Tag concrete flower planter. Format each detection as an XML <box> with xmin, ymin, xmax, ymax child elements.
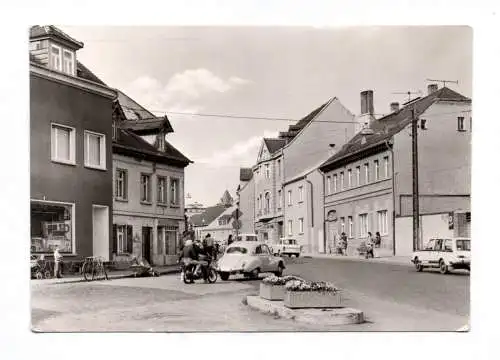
<box><xmin>284</xmin><ymin>290</ymin><xmax>342</xmax><ymax>309</ymax></box>
<box><xmin>260</xmin><ymin>283</ymin><xmax>286</xmax><ymax>301</ymax></box>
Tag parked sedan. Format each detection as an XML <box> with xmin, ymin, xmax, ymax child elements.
<box><xmin>412</xmin><ymin>237</ymin><xmax>470</xmax><ymax>274</ymax></box>
<box><xmin>217</xmin><ymin>242</ymin><xmax>285</xmax><ymax>281</ymax></box>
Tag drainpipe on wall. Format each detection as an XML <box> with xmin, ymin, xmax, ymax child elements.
<box><xmin>384</xmin><ymin>140</ymin><xmax>396</xmax><ymax>256</ymax></box>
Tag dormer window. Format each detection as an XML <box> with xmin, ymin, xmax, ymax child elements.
<box><xmin>49</xmin><ymin>43</ymin><xmax>75</xmax><ymax>75</ymax></box>
<box><xmin>50</xmin><ymin>44</ymin><xmax>62</xmax><ymax>71</ymax></box>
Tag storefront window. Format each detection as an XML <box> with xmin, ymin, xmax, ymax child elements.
<box><xmin>31</xmin><ymin>201</ymin><xmax>73</xmax><ymax>253</ymax></box>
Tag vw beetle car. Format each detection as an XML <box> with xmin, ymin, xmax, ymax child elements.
<box><xmin>412</xmin><ymin>237</ymin><xmax>470</xmax><ymax>274</ymax></box>
<box><xmin>217</xmin><ymin>241</ymin><xmax>285</xmax><ymax>281</ymax></box>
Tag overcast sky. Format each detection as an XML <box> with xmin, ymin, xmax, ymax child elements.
<box><xmin>59</xmin><ymin>26</ymin><xmax>472</xmax><ymax>206</ymax></box>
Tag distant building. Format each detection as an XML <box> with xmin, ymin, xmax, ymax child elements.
<box><xmin>237</xmin><ymin>168</ymin><xmax>255</xmax><ymax>234</ymax></box>
<box><xmin>199</xmin><ymin>205</ymin><xmax>240</xmax><ymax>242</ymax></box>
<box><xmin>319</xmin><ymin>85</ymin><xmax>471</xmax><ymax>256</ymax></box>
<box><xmin>30</xmin><ymin>25</ymin><xmax>116</xmax><ymax>260</ymax></box>
<box><xmin>190</xmin><ymin>205</ymin><xmax>227</xmax><ymax>240</ymax></box>
<box><xmin>185</xmin><ymin>202</ymin><xmax>206</xmax><ymax>218</ymax></box>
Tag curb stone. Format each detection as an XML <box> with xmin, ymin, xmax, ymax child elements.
<box><xmin>245</xmin><ymin>295</ymin><xmax>364</xmax><ymax>326</ymax></box>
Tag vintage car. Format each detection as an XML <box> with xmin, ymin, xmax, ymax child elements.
<box><xmin>235</xmin><ymin>233</ymin><xmax>258</xmax><ymax>242</ymax></box>
<box><xmin>411</xmin><ymin>237</ymin><xmax>470</xmax><ymax>274</ymax></box>
<box><xmin>269</xmin><ymin>237</ymin><xmax>302</xmax><ymax>257</ymax></box>
<box><xmin>217</xmin><ymin>242</ymin><xmax>285</xmax><ymax>281</ymax></box>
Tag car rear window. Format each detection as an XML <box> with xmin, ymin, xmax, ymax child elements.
<box><xmin>456</xmin><ymin>239</ymin><xmax>470</xmax><ymax>251</ymax></box>
<box><xmin>226</xmin><ymin>247</ymin><xmax>248</xmax><ymax>254</ymax></box>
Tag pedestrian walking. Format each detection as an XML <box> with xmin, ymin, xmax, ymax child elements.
<box><xmin>375</xmin><ymin>231</ymin><xmax>382</xmax><ymax>248</ymax></box>
<box><xmin>366</xmin><ymin>232</ymin><xmax>375</xmax><ymax>259</ymax></box>
<box><xmin>341</xmin><ymin>232</ymin><xmax>348</xmax><ymax>256</ymax></box>
<box><xmin>53</xmin><ymin>247</ymin><xmax>63</xmax><ymax>278</ymax></box>
<box><xmin>227</xmin><ymin>234</ymin><xmax>233</xmax><ymax>246</ymax></box>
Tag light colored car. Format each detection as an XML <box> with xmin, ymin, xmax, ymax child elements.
<box><xmin>235</xmin><ymin>233</ymin><xmax>258</xmax><ymax>242</ymax></box>
<box><xmin>412</xmin><ymin>237</ymin><xmax>470</xmax><ymax>274</ymax></box>
<box><xmin>217</xmin><ymin>242</ymin><xmax>285</xmax><ymax>281</ymax></box>
<box><xmin>270</xmin><ymin>237</ymin><xmax>302</xmax><ymax>257</ymax></box>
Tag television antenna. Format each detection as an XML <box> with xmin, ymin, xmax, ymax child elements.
<box><xmin>391</xmin><ymin>90</ymin><xmax>422</xmax><ymax>103</ymax></box>
<box><xmin>426</xmin><ymin>78</ymin><xmax>459</xmax><ymax>88</ymax></box>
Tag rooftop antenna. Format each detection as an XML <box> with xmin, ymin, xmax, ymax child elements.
<box><xmin>426</xmin><ymin>78</ymin><xmax>459</xmax><ymax>88</ymax></box>
<box><xmin>391</xmin><ymin>90</ymin><xmax>422</xmax><ymax>103</ymax></box>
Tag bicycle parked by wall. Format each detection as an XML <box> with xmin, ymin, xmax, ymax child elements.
<box><xmin>81</xmin><ymin>256</ymin><xmax>108</xmax><ymax>281</ymax></box>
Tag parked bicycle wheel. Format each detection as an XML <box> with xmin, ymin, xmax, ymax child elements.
<box><xmin>82</xmin><ymin>262</ymin><xmax>94</xmax><ymax>281</ymax></box>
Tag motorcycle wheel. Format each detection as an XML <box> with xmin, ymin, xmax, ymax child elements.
<box><xmin>207</xmin><ymin>268</ymin><xmax>218</xmax><ymax>283</ymax></box>
<box><xmin>183</xmin><ymin>270</ymin><xmax>194</xmax><ymax>284</ymax></box>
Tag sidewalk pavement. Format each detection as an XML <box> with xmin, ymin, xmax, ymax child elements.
<box><xmin>302</xmin><ymin>253</ymin><xmax>412</xmax><ymax>266</ymax></box>
<box><xmin>31</xmin><ymin>264</ymin><xmax>180</xmax><ymax>285</ymax></box>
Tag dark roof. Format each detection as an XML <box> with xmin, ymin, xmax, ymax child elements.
<box><xmin>240</xmin><ymin>168</ymin><xmax>253</xmax><ymax>181</ymax></box>
<box><xmin>279</xmin><ymin>100</ymin><xmax>330</xmax><ymax>141</ymax></box>
<box><xmin>30</xmin><ymin>25</ymin><xmax>84</xmax><ymax>49</ymax></box>
<box><xmin>113</xmin><ymin>128</ymin><xmax>191</xmax><ymax>167</ymax></box>
<box><xmin>190</xmin><ymin>205</ymin><xmax>227</xmax><ymax>227</ymax></box>
<box><xmin>263</xmin><ymin>138</ymin><xmax>287</xmax><ymax>154</ymax></box>
<box><xmin>117</xmin><ymin>90</ymin><xmax>174</xmax><ymax>135</ymax></box>
<box><xmin>320</xmin><ymin>87</ymin><xmax>471</xmax><ymax>171</ymax></box>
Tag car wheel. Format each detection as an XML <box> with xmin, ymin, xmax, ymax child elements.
<box><xmin>219</xmin><ymin>272</ymin><xmax>230</xmax><ymax>281</ymax></box>
<box><xmin>251</xmin><ymin>268</ymin><xmax>260</xmax><ymax>279</ymax></box>
<box><xmin>295</xmin><ymin>253</ymin><xmax>300</xmax><ymax>258</ymax></box>
<box><xmin>439</xmin><ymin>260</ymin><xmax>449</xmax><ymax>274</ymax></box>
<box><xmin>274</xmin><ymin>262</ymin><xmax>285</xmax><ymax>277</ymax></box>
<box><xmin>414</xmin><ymin>258</ymin><xmax>423</xmax><ymax>272</ymax></box>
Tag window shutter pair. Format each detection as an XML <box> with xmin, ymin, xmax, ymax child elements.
<box><xmin>123</xmin><ymin>172</ymin><xmax>128</xmax><ymax>200</ymax></box>
<box><xmin>112</xmin><ymin>224</ymin><xmax>117</xmax><ymax>253</ymax></box>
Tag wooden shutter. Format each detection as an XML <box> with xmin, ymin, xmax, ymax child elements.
<box><xmin>124</xmin><ymin>170</ymin><xmax>128</xmax><ymax>200</ymax></box>
<box><xmin>112</xmin><ymin>224</ymin><xmax>117</xmax><ymax>254</ymax></box>
<box><xmin>127</xmin><ymin>225</ymin><xmax>133</xmax><ymax>254</ymax></box>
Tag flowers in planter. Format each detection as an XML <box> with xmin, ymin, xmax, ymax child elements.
<box><xmin>285</xmin><ymin>279</ymin><xmax>338</xmax><ymax>293</ymax></box>
<box><xmin>261</xmin><ymin>275</ymin><xmax>305</xmax><ymax>286</ymax></box>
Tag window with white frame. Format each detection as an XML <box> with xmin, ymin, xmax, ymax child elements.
<box><xmin>157</xmin><ymin>226</ymin><xmax>165</xmax><ymax>255</ymax></box>
<box><xmin>374</xmin><ymin>160</ymin><xmax>380</xmax><ymax>181</ymax></box>
<box><xmin>347</xmin><ymin>169</ymin><xmax>352</xmax><ymax>187</ymax></box>
<box><xmin>62</xmin><ymin>49</ymin><xmax>75</xmax><ymax>75</ymax></box>
<box><xmin>278</xmin><ymin>190</ymin><xmax>282</xmax><ymax>209</ymax></box>
<box><xmin>377</xmin><ymin>210</ymin><xmax>388</xmax><ymax>235</ymax></box>
<box><xmin>364</xmin><ymin>163</ymin><xmax>370</xmax><ymax>184</ymax></box>
<box><xmin>359</xmin><ymin>213</ymin><xmax>368</xmax><ymax>238</ymax></box>
<box><xmin>140</xmin><ymin>174</ymin><xmax>151</xmax><ymax>203</ymax></box>
<box><xmin>117</xmin><ymin>225</ymin><xmax>127</xmax><ymax>254</ymax></box>
<box><xmin>50</xmin><ymin>44</ymin><xmax>62</xmax><ymax>71</ymax></box>
<box><xmin>30</xmin><ymin>200</ymin><xmax>73</xmax><ymax>253</ymax></box>
<box><xmin>333</xmin><ymin>174</ymin><xmax>338</xmax><ymax>192</ymax></box>
<box><xmin>348</xmin><ymin>216</ymin><xmax>353</xmax><ymax>238</ymax></box>
<box><xmin>170</xmin><ymin>178</ymin><xmax>180</xmax><ymax>205</ymax></box>
<box><xmin>299</xmin><ymin>218</ymin><xmax>304</xmax><ymax>234</ymax></box>
<box><xmin>84</xmin><ymin>131</ymin><xmax>106</xmax><ymax>169</ymax></box>
<box><xmin>264</xmin><ymin>192</ymin><xmax>270</xmax><ymax>212</ymax></box>
<box><xmin>51</xmin><ymin>124</ymin><xmax>75</xmax><ymax>164</ymax></box>
<box><xmin>384</xmin><ymin>156</ymin><xmax>389</xmax><ymax>178</ymax></box>
<box><xmin>287</xmin><ymin>190</ymin><xmax>292</xmax><ymax>206</ymax></box>
<box><xmin>157</xmin><ymin>176</ymin><xmax>167</xmax><ymax>204</ymax></box>
<box><xmin>287</xmin><ymin>220</ymin><xmax>293</xmax><ymax>236</ymax></box>
<box><xmin>326</xmin><ymin>176</ymin><xmax>332</xmax><ymax>194</ymax></box>
<box><xmin>298</xmin><ymin>186</ymin><xmax>304</xmax><ymax>202</ymax></box>
<box><xmin>356</xmin><ymin>166</ymin><xmax>361</xmax><ymax>186</ymax></box>
<box><xmin>265</xmin><ymin>164</ymin><xmax>270</xmax><ymax>179</ymax></box>
<box><xmin>340</xmin><ymin>217</ymin><xmax>345</xmax><ymax>233</ymax></box>
<box><xmin>340</xmin><ymin>172</ymin><xmax>344</xmax><ymax>190</ymax></box>
<box><xmin>115</xmin><ymin>169</ymin><xmax>128</xmax><ymax>200</ymax></box>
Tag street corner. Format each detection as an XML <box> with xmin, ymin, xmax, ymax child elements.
<box><xmin>245</xmin><ymin>295</ymin><xmax>364</xmax><ymax>326</ymax></box>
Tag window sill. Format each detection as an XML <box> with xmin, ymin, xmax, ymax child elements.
<box><xmin>115</xmin><ymin>198</ymin><xmax>128</xmax><ymax>203</ymax></box>
<box><xmin>84</xmin><ymin>164</ymin><xmax>107</xmax><ymax>171</ymax></box>
<box><xmin>140</xmin><ymin>201</ymin><xmax>153</xmax><ymax>206</ymax></box>
<box><xmin>298</xmin><ymin>232</ymin><xmax>304</xmax><ymax>235</ymax></box>
<box><xmin>298</xmin><ymin>201</ymin><xmax>304</xmax><ymax>204</ymax></box>
<box><xmin>157</xmin><ymin>202</ymin><xmax>169</xmax><ymax>207</ymax></box>
<box><xmin>51</xmin><ymin>159</ymin><xmax>76</xmax><ymax>167</ymax></box>
<box><xmin>457</xmin><ymin>129</ymin><xmax>467</xmax><ymax>132</ymax></box>
<box><xmin>170</xmin><ymin>204</ymin><xmax>180</xmax><ymax>208</ymax></box>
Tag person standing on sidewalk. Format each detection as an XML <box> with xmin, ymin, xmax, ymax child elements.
<box><xmin>375</xmin><ymin>232</ymin><xmax>382</xmax><ymax>249</ymax></box>
<box><xmin>366</xmin><ymin>232</ymin><xmax>375</xmax><ymax>259</ymax></box>
<box><xmin>341</xmin><ymin>232</ymin><xmax>348</xmax><ymax>256</ymax></box>
<box><xmin>53</xmin><ymin>247</ymin><xmax>63</xmax><ymax>278</ymax></box>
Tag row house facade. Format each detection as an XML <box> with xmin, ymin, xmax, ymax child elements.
<box><xmin>236</xmin><ymin>168</ymin><xmax>255</xmax><ymax>235</ymax></box>
<box><xmin>112</xmin><ymin>91</ymin><xmax>191</xmax><ymax>266</ymax></box>
<box><xmin>30</xmin><ymin>25</ymin><xmax>116</xmax><ymax>260</ymax></box>
<box><xmin>320</xmin><ymin>85</ymin><xmax>471</xmax><ymax>256</ymax></box>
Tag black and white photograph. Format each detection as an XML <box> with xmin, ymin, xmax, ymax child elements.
<box><xmin>27</xmin><ymin>24</ymin><xmax>473</xmax><ymax>333</ymax></box>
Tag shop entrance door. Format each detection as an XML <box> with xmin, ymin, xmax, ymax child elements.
<box><xmin>92</xmin><ymin>205</ymin><xmax>109</xmax><ymax>261</ymax></box>
<box><xmin>142</xmin><ymin>227</ymin><xmax>152</xmax><ymax>264</ymax></box>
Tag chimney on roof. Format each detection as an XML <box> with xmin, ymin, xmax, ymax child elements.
<box><xmin>427</xmin><ymin>84</ymin><xmax>438</xmax><ymax>95</ymax></box>
<box><xmin>360</xmin><ymin>90</ymin><xmax>374</xmax><ymax>115</ymax></box>
<box><xmin>390</xmin><ymin>102</ymin><xmax>400</xmax><ymax>112</ymax></box>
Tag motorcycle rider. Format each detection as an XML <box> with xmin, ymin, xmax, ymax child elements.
<box><xmin>193</xmin><ymin>239</ymin><xmax>209</xmax><ymax>282</ymax></box>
